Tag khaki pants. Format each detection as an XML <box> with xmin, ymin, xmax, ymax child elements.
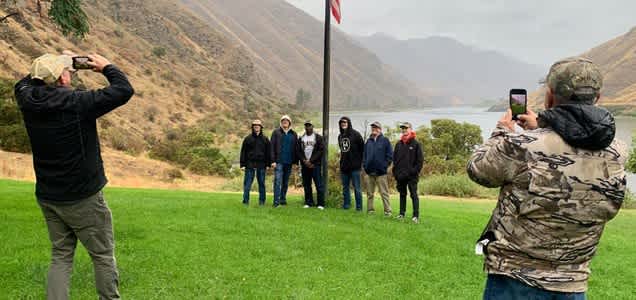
<box><xmin>366</xmin><ymin>175</ymin><xmax>392</xmax><ymax>213</ymax></box>
<box><xmin>39</xmin><ymin>191</ymin><xmax>120</xmax><ymax>300</ymax></box>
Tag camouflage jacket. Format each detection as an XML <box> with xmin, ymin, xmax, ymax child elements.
<box><xmin>467</xmin><ymin>125</ymin><xmax>627</xmax><ymax>293</ymax></box>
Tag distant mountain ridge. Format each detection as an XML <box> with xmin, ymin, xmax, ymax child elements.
<box><xmin>356</xmin><ymin>33</ymin><xmax>545</xmax><ymax>106</ymax></box>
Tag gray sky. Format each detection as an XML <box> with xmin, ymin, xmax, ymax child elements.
<box><xmin>286</xmin><ymin>0</ymin><xmax>636</xmax><ymax>67</ymax></box>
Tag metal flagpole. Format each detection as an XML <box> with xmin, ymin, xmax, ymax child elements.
<box><xmin>321</xmin><ymin>0</ymin><xmax>332</xmax><ymax>202</ymax></box>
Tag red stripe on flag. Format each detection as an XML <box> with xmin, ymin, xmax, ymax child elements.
<box><xmin>331</xmin><ymin>0</ymin><xmax>341</xmax><ymax>24</ymax></box>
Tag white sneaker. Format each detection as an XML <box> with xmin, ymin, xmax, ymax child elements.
<box><xmin>317</xmin><ymin>206</ymin><xmax>325</xmax><ymax>210</ymax></box>
<box><xmin>303</xmin><ymin>205</ymin><xmax>310</xmax><ymax>208</ymax></box>
<box><xmin>412</xmin><ymin>217</ymin><xmax>419</xmax><ymax>224</ymax></box>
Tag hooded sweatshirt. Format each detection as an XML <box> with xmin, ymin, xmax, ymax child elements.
<box><xmin>14</xmin><ymin>65</ymin><xmax>134</xmax><ymax>203</ymax></box>
<box><xmin>337</xmin><ymin>116</ymin><xmax>364</xmax><ymax>173</ymax></box>
<box><xmin>240</xmin><ymin>127</ymin><xmax>271</xmax><ymax>169</ymax></box>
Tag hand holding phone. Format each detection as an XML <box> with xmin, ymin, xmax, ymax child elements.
<box><xmin>509</xmin><ymin>89</ymin><xmax>527</xmax><ymax>120</ymax></box>
<box><xmin>72</xmin><ymin>56</ymin><xmax>92</xmax><ymax>70</ymax></box>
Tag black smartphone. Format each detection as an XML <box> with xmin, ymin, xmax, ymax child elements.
<box><xmin>72</xmin><ymin>56</ymin><xmax>92</xmax><ymax>70</ymax></box>
<box><xmin>509</xmin><ymin>89</ymin><xmax>527</xmax><ymax>120</ymax></box>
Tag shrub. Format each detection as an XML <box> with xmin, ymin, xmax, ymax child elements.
<box><xmin>144</xmin><ymin>107</ymin><xmax>159</xmax><ymax>123</ymax></box>
<box><xmin>419</xmin><ymin>174</ymin><xmax>497</xmax><ymax>199</ymax></box>
<box><xmin>0</xmin><ymin>82</ymin><xmax>31</xmax><ymax>153</ymax></box>
<box><xmin>165</xmin><ymin>168</ymin><xmax>185</xmax><ymax>181</ymax></box>
<box><xmin>623</xmin><ymin>189</ymin><xmax>635</xmax><ymax>209</ymax></box>
<box><xmin>325</xmin><ymin>149</ymin><xmax>344</xmax><ymax>208</ymax></box>
<box><xmin>191</xmin><ymin>93</ymin><xmax>205</xmax><ymax>108</ymax></box>
<box><xmin>107</xmin><ymin>127</ymin><xmax>146</xmax><ymax>155</ymax></box>
<box><xmin>152</xmin><ymin>47</ymin><xmax>167</xmax><ymax>58</ymax></box>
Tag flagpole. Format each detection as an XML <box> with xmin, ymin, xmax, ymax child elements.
<box><xmin>322</xmin><ymin>0</ymin><xmax>331</xmax><ymax>204</ymax></box>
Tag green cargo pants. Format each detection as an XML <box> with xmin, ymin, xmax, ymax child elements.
<box><xmin>38</xmin><ymin>191</ymin><xmax>120</xmax><ymax>300</ymax></box>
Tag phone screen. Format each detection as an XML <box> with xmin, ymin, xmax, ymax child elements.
<box><xmin>510</xmin><ymin>90</ymin><xmax>527</xmax><ymax>120</ymax></box>
<box><xmin>73</xmin><ymin>57</ymin><xmax>91</xmax><ymax>70</ymax></box>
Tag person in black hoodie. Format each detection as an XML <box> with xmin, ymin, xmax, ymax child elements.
<box><xmin>297</xmin><ymin>121</ymin><xmax>326</xmax><ymax>209</ymax></box>
<box><xmin>270</xmin><ymin>115</ymin><xmax>299</xmax><ymax>207</ymax></box>
<box><xmin>338</xmin><ymin>116</ymin><xmax>365</xmax><ymax>210</ymax></box>
<box><xmin>240</xmin><ymin>119</ymin><xmax>271</xmax><ymax>206</ymax></box>
<box><xmin>15</xmin><ymin>52</ymin><xmax>133</xmax><ymax>299</ymax></box>
<box><xmin>393</xmin><ymin>122</ymin><xmax>424</xmax><ymax>223</ymax></box>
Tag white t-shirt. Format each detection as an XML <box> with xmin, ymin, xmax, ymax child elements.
<box><xmin>302</xmin><ymin>134</ymin><xmax>316</xmax><ymax>161</ymax></box>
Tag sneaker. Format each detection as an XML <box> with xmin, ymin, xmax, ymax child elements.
<box><xmin>395</xmin><ymin>214</ymin><xmax>405</xmax><ymax>220</ymax></box>
<box><xmin>384</xmin><ymin>212</ymin><xmax>392</xmax><ymax>217</ymax></box>
<box><xmin>281</xmin><ymin>202</ymin><xmax>288</xmax><ymax>206</ymax></box>
<box><xmin>367</xmin><ymin>210</ymin><xmax>375</xmax><ymax>214</ymax></box>
<box><xmin>317</xmin><ymin>206</ymin><xmax>325</xmax><ymax>210</ymax></box>
<box><xmin>303</xmin><ymin>205</ymin><xmax>310</xmax><ymax>208</ymax></box>
<box><xmin>412</xmin><ymin>217</ymin><xmax>419</xmax><ymax>224</ymax></box>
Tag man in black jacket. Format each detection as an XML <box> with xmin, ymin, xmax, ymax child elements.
<box><xmin>393</xmin><ymin>122</ymin><xmax>424</xmax><ymax>223</ymax></box>
<box><xmin>240</xmin><ymin>119</ymin><xmax>271</xmax><ymax>206</ymax></box>
<box><xmin>270</xmin><ymin>115</ymin><xmax>299</xmax><ymax>207</ymax></box>
<box><xmin>297</xmin><ymin>121</ymin><xmax>326</xmax><ymax>209</ymax></box>
<box><xmin>15</xmin><ymin>52</ymin><xmax>134</xmax><ymax>300</ymax></box>
<box><xmin>338</xmin><ymin>116</ymin><xmax>364</xmax><ymax>211</ymax></box>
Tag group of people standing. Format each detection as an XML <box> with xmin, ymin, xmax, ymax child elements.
<box><xmin>239</xmin><ymin>115</ymin><xmax>424</xmax><ymax>223</ymax></box>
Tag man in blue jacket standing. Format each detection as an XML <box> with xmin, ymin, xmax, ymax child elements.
<box><xmin>270</xmin><ymin>115</ymin><xmax>298</xmax><ymax>207</ymax></box>
<box><xmin>363</xmin><ymin>122</ymin><xmax>393</xmax><ymax>216</ymax></box>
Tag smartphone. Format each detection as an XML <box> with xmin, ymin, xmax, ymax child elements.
<box><xmin>72</xmin><ymin>56</ymin><xmax>92</xmax><ymax>70</ymax></box>
<box><xmin>509</xmin><ymin>89</ymin><xmax>527</xmax><ymax>120</ymax></box>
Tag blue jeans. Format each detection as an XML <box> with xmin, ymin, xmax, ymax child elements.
<box><xmin>243</xmin><ymin>168</ymin><xmax>266</xmax><ymax>205</ymax></box>
<box><xmin>341</xmin><ymin>170</ymin><xmax>362</xmax><ymax>210</ymax></box>
<box><xmin>484</xmin><ymin>274</ymin><xmax>586</xmax><ymax>300</ymax></box>
<box><xmin>301</xmin><ymin>164</ymin><xmax>325</xmax><ymax>207</ymax></box>
<box><xmin>273</xmin><ymin>163</ymin><xmax>292</xmax><ymax>206</ymax></box>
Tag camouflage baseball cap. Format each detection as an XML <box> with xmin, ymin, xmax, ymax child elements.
<box><xmin>30</xmin><ymin>54</ymin><xmax>74</xmax><ymax>84</ymax></box>
<box><xmin>545</xmin><ymin>57</ymin><xmax>603</xmax><ymax>103</ymax></box>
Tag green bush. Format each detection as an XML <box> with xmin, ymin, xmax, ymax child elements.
<box><xmin>325</xmin><ymin>148</ymin><xmax>344</xmax><ymax>208</ymax></box>
<box><xmin>419</xmin><ymin>174</ymin><xmax>497</xmax><ymax>199</ymax></box>
<box><xmin>106</xmin><ymin>127</ymin><xmax>146</xmax><ymax>156</ymax></box>
<box><xmin>152</xmin><ymin>47</ymin><xmax>167</xmax><ymax>58</ymax></box>
<box><xmin>0</xmin><ymin>79</ymin><xmax>31</xmax><ymax>153</ymax></box>
<box><xmin>150</xmin><ymin>126</ymin><xmax>231</xmax><ymax>177</ymax></box>
<box><xmin>623</xmin><ymin>189</ymin><xmax>635</xmax><ymax>209</ymax></box>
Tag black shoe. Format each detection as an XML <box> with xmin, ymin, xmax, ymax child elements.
<box><xmin>280</xmin><ymin>202</ymin><xmax>288</xmax><ymax>206</ymax></box>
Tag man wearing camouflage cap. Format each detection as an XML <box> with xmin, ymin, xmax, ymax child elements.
<box><xmin>468</xmin><ymin>57</ymin><xmax>627</xmax><ymax>299</ymax></box>
<box><xmin>15</xmin><ymin>52</ymin><xmax>134</xmax><ymax>300</ymax></box>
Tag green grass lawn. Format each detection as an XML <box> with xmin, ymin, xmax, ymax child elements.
<box><xmin>1</xmin><ymin>179</ymin><xmax>634</xmax><ymax>299</ymax></box>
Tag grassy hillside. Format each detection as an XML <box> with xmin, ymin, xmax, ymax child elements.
<box><xmin>1</xmin><ymin>179</ymin><xmax>634</xmax><ymax>299</ymax></box>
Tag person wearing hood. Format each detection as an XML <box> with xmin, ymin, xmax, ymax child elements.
<box><xmin>296</xmin><ymin>121</ymin><xmax>326</xmax><ymax>209</ymax></box>
<box><xmin>270</xmin><ymin>115</ymin><xmax>299</xmax><ymax>207</ymax></box>
<box><xmin>467</xmin><ymin>57</ymin><xmax>627</xmax><ymax>300</ymax></box>
<box><xmin>14</xmin><ymin>52</ymin><xmax>133</xmax><ymax>299</ymax></box>
<box><xmin>337</xmin><ymin>116</ymin><xmax>365</xmax><ymax>211</ymax></box>
<box><xmin>363</xmin><ymin>121</ymin><xmax>393</xmax><ymax>215</ymax></box>
<box><xmin>240</xmin><ymin>120</ymin><xmax>271</xmax><ymax>206</ymax></box>
<box><xmin>393</xmin><ymin>122</ymin><xmax>424</xmax><ymax>223</ymax></box>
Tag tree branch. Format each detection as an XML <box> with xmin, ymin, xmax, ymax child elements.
<box><xmin>0</xmin><ymin>13</ymin><xmax>19</xmax><ymax>23</ymax></box>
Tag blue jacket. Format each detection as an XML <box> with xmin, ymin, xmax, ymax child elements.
<box><xmin>363</xmin><ymin>134</ymin><xmax>393</xmax><ymax>176</ymax></box>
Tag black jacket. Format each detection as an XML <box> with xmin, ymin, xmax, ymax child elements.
<box><xmin>270</xmin><ymin>127</ymin><xmax>299</xmax><ymax>165</ymax></box>
<box><xmin>393</xmin><ymin>138</ymin><xmax>424</xmax><ymax>182</ymax></box>
<box><xmin>240</xmin><ymin>130</ymin><xmax>271</xmax><ymax>169</ymax></box>
<box><xmin>539</xmin><ymin>104</ymin><xmax>615</xmax><ymax>151</ymax></box>
<box><xmin>337</xmin><ymin>116</ymin><xmax>364</xmax><ymax>173</ymax></box>
<box><xmin>296</xmin><ymin>133</ymin><xmax>325</xmax><ymax>165</ymax></box>
<box><xmin>14</xmin><ymin>65</ymin><xmax>134</xmax><ymax>202</ymax></box>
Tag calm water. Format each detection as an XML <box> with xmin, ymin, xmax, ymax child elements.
<box><xmin>328</xmin><ymin>107</ymin><xmax>636</xmax><ymax>190</ymax></box>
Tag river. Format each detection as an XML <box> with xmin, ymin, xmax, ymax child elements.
<box><xmin>328</xmin><ymin>107</ymin><xmax>636</xmax><ymax>190</ymax></box>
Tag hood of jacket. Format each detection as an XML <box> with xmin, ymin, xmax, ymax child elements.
<box><xmin>339</xmin><ymin>116</ymin><xmax>353</xmax><ymax>135</ymax></box>
<box><xmin>16</xmin><ymin>79</ymin><xmax>74</xmax><ymax>113</ymax></box>
<box><xmin>539</xmin><ymin>104</ymin><xmax>615</xmax><ymax>151</ymax></box>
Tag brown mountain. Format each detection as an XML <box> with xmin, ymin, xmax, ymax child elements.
<box><xmin>179</xmin><ymin>0</ymin><xmax>430</xmax><ymax>109</ymax></box>
<box><xmin>530</xmin><ymin>27</ymin><xmax>636</xmax><ymax>114</ymax></box>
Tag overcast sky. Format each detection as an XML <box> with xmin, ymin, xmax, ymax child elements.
<box><xmin>286</xmin><ymin>0</ymin><xmax>636</xmax><ymax>67</ymax></box>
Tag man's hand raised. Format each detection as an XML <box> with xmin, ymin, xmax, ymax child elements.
<box><xmin>86</xmin><ymin>54</ymin><xmax>112</xmax><ymax>73</ymax></box>
<box><xmin>517</xmin><ymin>108</ymin><xmax>539</xmax><ymax>131</ymax></box>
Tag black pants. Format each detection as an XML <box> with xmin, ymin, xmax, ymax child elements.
<box><xmin>397</xmin><ymin>179</ymin><xmax>419</xmax><ymax>218</ymax></box>
<box><xmin>301</xmin><ymin>164</ymin><xmax>325</xmax><ymax>207</ymax></box>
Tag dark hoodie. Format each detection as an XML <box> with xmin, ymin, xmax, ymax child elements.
<box><xmin>539</xmin><ymin>104</ymin><xmax>615</xmax><ymax>151</ymax></box>
<box><xmin>240</xmin><ymin>128</ymin><xmax>271</xmax><ymax>169</ymax></box>
<box><xmin>14</xmin><ymin>65</ymin><xmax>134</xmax><ymax>203</ymax></box>
<box><xmin>337</xmin><ymin>116</ymin><xmax>364</xmax><ymax>173</ymax></box>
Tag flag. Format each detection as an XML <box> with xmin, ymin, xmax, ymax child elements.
<box><xmin>331</xmin><ymin>0</ymin><xmax>341</xmax><ymax>24</ymax></box>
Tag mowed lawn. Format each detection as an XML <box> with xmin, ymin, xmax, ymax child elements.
<box><xmin>1</xmin><ymin>179</ymin><xmax>635</xmax><ymax>299</ymax></box>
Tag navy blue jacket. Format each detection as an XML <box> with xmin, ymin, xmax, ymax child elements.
<box><xmin>363</xmin><ymin>134</ymin><xmax>393</xmax><ymax>176</ymax></box>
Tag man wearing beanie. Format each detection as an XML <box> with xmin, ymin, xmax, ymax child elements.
<box><xmin>270</xmin><ymin>115</ymin><xmax>299</xmax><ymax>207</ymax></box>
